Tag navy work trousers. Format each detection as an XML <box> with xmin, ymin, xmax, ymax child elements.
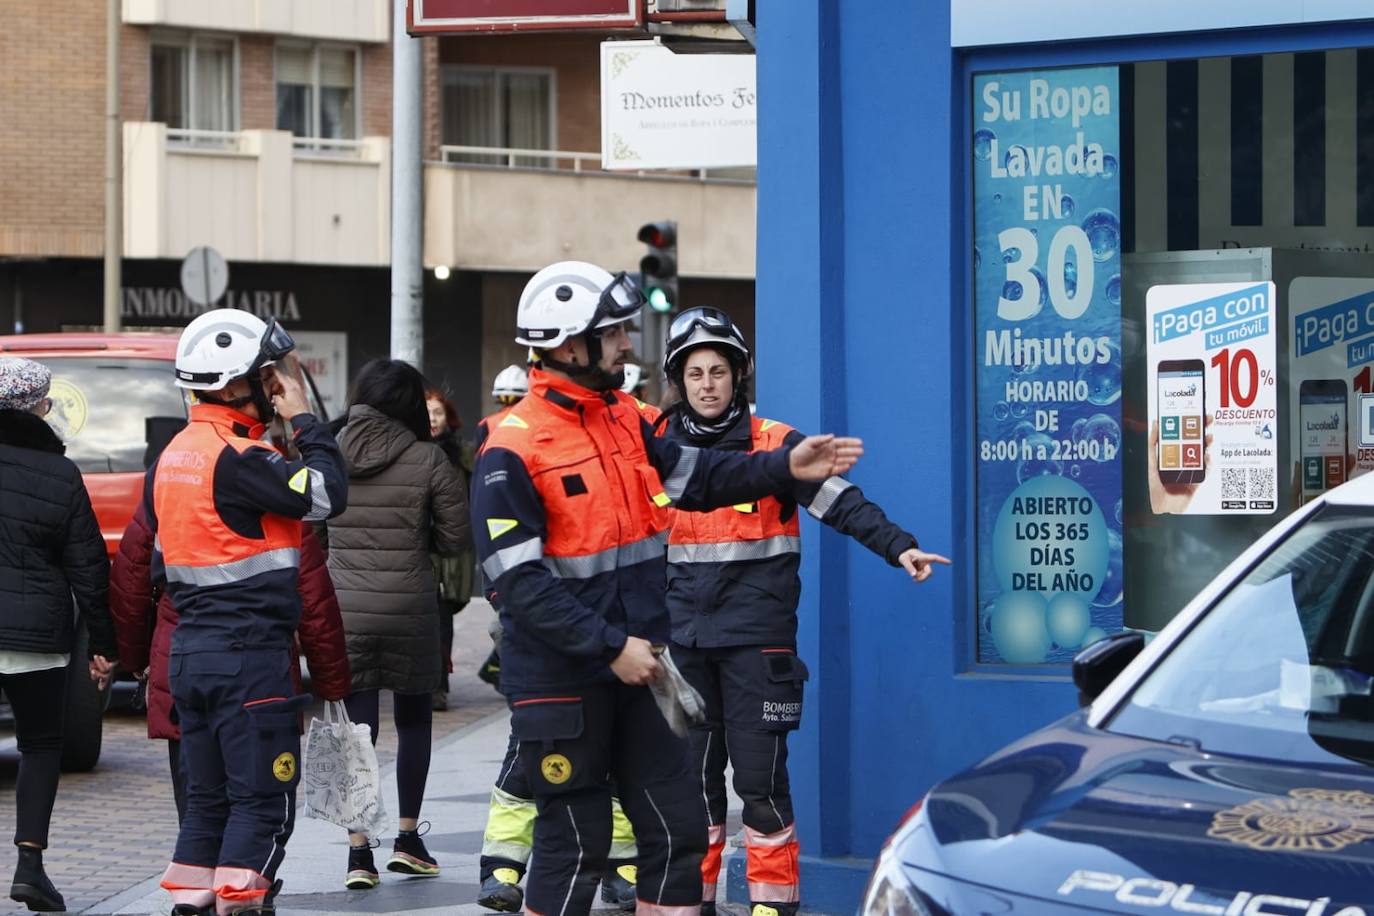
<box><xmin>168</xmin><ymin>648</ymin><xmax>307</xmax><ymax>896</ymax></box>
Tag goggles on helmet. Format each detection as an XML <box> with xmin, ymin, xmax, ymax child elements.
<box><xmin>667</xmin><ymin>307</ymin><xmax>744</xmax><ymax>352</ymax></box>
<box><xmin>250</xmin><ymin>317</ymin><xmax>297</xmax><ymax>373</ymax></box>
<box><xmin>590</xmin><ymin>271</ymin><xmax>646</xmax><ymax>328</ymax></box>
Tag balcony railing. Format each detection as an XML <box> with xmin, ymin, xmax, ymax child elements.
<box><xmin>292</xmin><ymin>137</ymin><xmax>370</xmax><ymax>159</ymax></box>
<box><xmin>166</xmin><ymin>128</ymin><xmax>247</xmax><ymax>154</ymax></box>
<box><xmin>436</xmin><ymin>144</ymin><xmax>755</xmax><ymax>183</ymax></box>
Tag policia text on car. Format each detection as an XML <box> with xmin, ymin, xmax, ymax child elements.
<box><xmin>471</xmin><ymin>261</ymin><xmax>865</xmax><ymax>916</ymax></box>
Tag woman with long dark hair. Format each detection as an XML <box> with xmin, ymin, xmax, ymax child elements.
<box><xmin>326</xmin><ymin>359</ymin><xmax>471</xmax><ymax>889</ymax></box>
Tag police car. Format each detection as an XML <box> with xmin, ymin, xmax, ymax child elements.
<box><xmin>863</xmin><ymin>473</ymin><xmax>1374</xmax><ymax>914</ymax></box>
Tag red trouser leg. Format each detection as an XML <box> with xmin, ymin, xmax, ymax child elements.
<box><xmin>701</xmin><ymin>823</ymin><xmax>727</xmax><ymax>903</ymax></box>
<box><xmin>744</xmin><ymin>824</ymin><xmax>800</xmax><ymax>906</ymax></box>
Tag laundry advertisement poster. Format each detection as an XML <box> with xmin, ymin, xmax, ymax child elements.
<box><xmin>972</xmin><ymin>66</ymin><xmax>1123</xmax><ymax>665</ymax></box>
<box><xmin>1289</xmin><ymin>277</ymin><xmax>1374</xmax><ymax>505</ymax></box>
<box><xmin>1144</xmin><ymin>282</ymin><xmax>1278</xmax><ymax>516</ymax></box>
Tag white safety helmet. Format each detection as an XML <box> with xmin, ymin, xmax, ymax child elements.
<box><xmin>492</xmin><ymin>364</ymin><xmax>529</xmax><ymax>402</ymax></box>
<box><xmin>620</xmin><ymin>363</ymin><xmax>644</xmax><ymax>394</ymax></box>
<box><xmin>174</xmin><ymin>309</ymin><xmax>294</xmax><ymax>390</ymax></box>
<box><xmin>515</xmin><ymin>261</ymin><xmax>644</xmax><ymax>350</ymax></box>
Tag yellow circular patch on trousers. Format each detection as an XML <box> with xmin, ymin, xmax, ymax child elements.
<box><xmin>273</xmin><ymin>752</ymin><xmax>296</xmax><ymax>782</ymax></box>
<box><xmin>541</xmin><ymin>753</ymin><xmax>572</xmax><ymax>784</ymax></box>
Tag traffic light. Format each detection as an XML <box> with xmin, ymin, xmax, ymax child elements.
<box><xmin>637</xmin><ymin>221</ymin><xmax>678</xmax><ymax>314</ymax></box>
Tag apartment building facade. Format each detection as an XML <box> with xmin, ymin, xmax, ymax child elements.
<box><xmin>0</xmin><ymin>1</ymin><xmax>756</xmax><ymax>425</ymax></box>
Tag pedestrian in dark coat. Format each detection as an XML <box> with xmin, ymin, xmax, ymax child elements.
<box><xmin>0</xmin><ymin>357</ymin><xmax>117</xmax><ymax>913</ymax></box>
<box><xmin>109</xmin><ymin>505</ymin><xmax>351</xmax><ymax>822</ymax></box>
<box><xmin>327</xmin><ymin>359</ymin><xmax>471</xmax><ymax>887</ymax></box>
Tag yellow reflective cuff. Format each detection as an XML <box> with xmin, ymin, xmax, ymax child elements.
<box><xmin>487</xmin><ymin>518</ymin><xmax>519</xmax><ymax>539</ymax></box>
<box><xmin>733</xmin><ymin>503</ymin><xmax>756</xmax><ymax>513</ymax></box>
<box><xmin>652</xmin><ymin>492</ymin><xmax>672</xmax><ymax>508</ymax></box>
<box><xmin>499</xmin><ymin>413</ymin><xmax>529</xmax><ymax>429</ymax></box>
<box><xmin>288</xmin><ymin>468</ymin><xmax>309</xmax><ymax>494</ymax></box>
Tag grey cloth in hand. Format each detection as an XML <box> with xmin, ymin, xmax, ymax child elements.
<box><xmin>649</xmin><ymin>646</ymin><xmax>706</xmax><ymax>738</ymax></box>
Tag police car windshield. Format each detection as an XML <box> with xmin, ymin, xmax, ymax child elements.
<box><xmin>41</xmin><ymin>358</ymin><xmax>187</xmax><ymax>473</ymax></box>
<box><xmin>1111</xmin><ymin>508</ymin><xmax>1374</xmax><ymax>770</ymax></box>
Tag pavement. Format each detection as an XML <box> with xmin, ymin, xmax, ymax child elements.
<box><xmin>0</xmin><ymin>599</ymin><xmax>751</xmax><ymax>915</ymax></box>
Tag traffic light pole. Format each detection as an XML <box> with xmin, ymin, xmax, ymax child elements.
<box><xmin>390</xmin><ymin>0</ymin><xmax>423</xmax><ymax>366</ymax></box>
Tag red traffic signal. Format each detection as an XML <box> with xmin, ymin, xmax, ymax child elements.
<box><xmin>637</xmin><ymin>221</ymin><xmax>677</xmax><ymax>250</ymax></box>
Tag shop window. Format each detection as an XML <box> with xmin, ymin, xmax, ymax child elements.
<box><xmin>149</xmin><ymin>34</ymin><xmax>236</xmax><ymax>133</ymax></box>
<box><xmin>972</xmin><ymin>47</ymin><xmax>1374</xmax><ymax>665</ymax></box>
<box><xmin>441</xmin><ymin>66</ymin><xmax>555</xmax><ymax>167</ymax></box>
<box><xmin>276</xmin><ymin>44</ymin><xmax>359</xmax><ymax>142</ymax></box>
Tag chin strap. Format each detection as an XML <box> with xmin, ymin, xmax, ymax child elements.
<box><xmin>539</xmin><ymin>331</ymin><xmax>624</xmax><ymax>392</ymax></box>
<box><xmin>199</xmin><ymin>371</ymin><xmax>277</xmax><ymax>420</ymax></box>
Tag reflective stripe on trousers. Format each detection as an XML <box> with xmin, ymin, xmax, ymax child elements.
<box><xmin>701</xmin><ymin>822</ymin><xmax>727</xmax><ymax>903</ymax></box>
<box><xmin>745</xmin><ymin>824</ymin><xmax>800</xmax><ymax>904</ymax></box>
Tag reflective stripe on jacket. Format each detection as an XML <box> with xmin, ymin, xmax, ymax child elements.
<box><xmin>147</xmin><ymin>403</ymin><xmax>348</xmax><ymax>654</ymax></box>
<box><xmin>663</xmin><ymin>410</ymin><xmax>919</xmax><ymax>648</ymax></box>
<box><xmin>470</xmin><ymin>368</ymin><xmax>796</xmax><ymax>697</ymax></box>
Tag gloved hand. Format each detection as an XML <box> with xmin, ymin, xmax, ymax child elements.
<box><xmin>648</xmin><ymin>646</ymin><xmax>705</xmax><ymax>738</ymax></box>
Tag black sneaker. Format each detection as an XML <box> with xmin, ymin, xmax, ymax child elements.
<box><xmin>170</xmin><ymin>907</ymin><xmax>214</xmax><ymax>916</ymax></box>
<box><xmin>701</xmin><ymin>903</ymin><xmax>718</xmax><ymax>916</ymax></box>
<box><xmin>477</xmin><ymin>868</ymin><xmax>525</xmax><ymax>912</ymax></box>
<box><xmin>387</xmin><ymin>824</ymin><xmax>440</xmax><ymax>877</ymax></box>
<box><xmin>9</xmin><ymin>846</ymin><xmax>64</xmax><ymax>913</ymax></box>
<box><xmin>344</xmin><ymin>845</ymin><xmax>380</xmax><ymax>890</ymax></box>
<box><xmin>600</xmin><ymin>862</ymin><xmax>637</xmax><ymax>910</ymax></box>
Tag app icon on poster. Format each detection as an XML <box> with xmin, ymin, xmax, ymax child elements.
<box><xmin>1162</xmin><ymin>444</ymin><xmax>1181</xmax><ymax>469</ymax></box>
<box><xmin>1325</xmin><ymin>455</ymin><xmax>1346</xmax><ymax>489</ymax></box>
<box><xmin>1161</xmin><ymin>416</ymin><xmax>1180</xmax><ymax>439</ymax></box>
<box><xmin>1183</xmin><ymin>443</ymin><xmax>1202</xmax><ymax>468</ymax></box>
<box><xmin>1182</xmin><ymin>416</ymin><xmax>1202</xmax><ymax>438</ymax></box>
<box><xmin>1304</xmin><ymin>457</ymin><xmax>1324</xmax><ymax>490</ymax></box>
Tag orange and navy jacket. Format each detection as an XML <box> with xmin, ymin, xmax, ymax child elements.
<box><xmin>471</xmin><ymin>368</ymin><xmax>795</xmax><ymax>697</ymax></box>
<box><xmin>662</xmin><ymin>409</ymin><xmax>918</xmax><ymax>648</ymax></box>
<box><xmin>474</xmin><ymin>405</ymin><xmax>516</xmax><ymax>452</ymax></box>
<box><xmin>144</xmin><ymin>403</ymin><xmax>348</xmax><ymax>655</ymax></box>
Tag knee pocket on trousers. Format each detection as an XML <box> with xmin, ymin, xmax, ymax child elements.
<box><xmin>759</xmin><ymin>650</ymin><xmax>808</xmax><ymax>732</ymax></box>
<box><xmin>512</xmin><ymin>698</ymin><xmax>585</xmax><ymax>791</ymax></box>
<box><xmin>244</xmin><ymin>695</ymin><xmax>309</xmax><ymax>793</ymax></box>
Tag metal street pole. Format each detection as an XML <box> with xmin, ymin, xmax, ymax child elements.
<box><xmin>103</xmin><ymin>0</ymin><xmax>122</xmax><ymax>332</ymax></box>
<box><xmin>390</xmin><ymin>0</ymin><xmax>423</xmax><ymax>365</ymax></box>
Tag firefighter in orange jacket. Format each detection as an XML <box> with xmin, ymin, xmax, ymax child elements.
<box><xmin>151</xmin><ymin>309</ymin><xmax>348</xmax><ymax>916</ymax></box>
<box><xmin>470</xmin><ymin>261</ymin><xmax>863</xmax><ymax>916</ymax></box>
<box><xmin>658</xmin><ymin>308</ymin><xmax>951</xmax><ymax>916</ymax></box>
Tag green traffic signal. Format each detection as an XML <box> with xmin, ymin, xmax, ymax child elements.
<box><xmin>648</xmin><ymin>287</ymin><xmax>673</xmax><ymax>313</ymax></box>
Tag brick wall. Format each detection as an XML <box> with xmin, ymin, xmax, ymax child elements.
<box><xmin>0</xmin><ymin>6</ymin><xmax>108</xmax><ymax>257</ymax></box>
<box><xmin>438</xmin><ymin>34</ymin><xmax>602</xmax><ymax>154</ymax></box>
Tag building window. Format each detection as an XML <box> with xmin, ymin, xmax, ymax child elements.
<box><xmin>970</xmin><ymin>47</ymin><xmax>1374</xmax><ymax>667</ymax></box>
<box><xmin>149</xmin><ymin>34</ymin><xmax>236</xmax><ymax>132</ymax></box>
<box><xmin>441</xmin><ymin>66</ymin><xmax>555</xmax><ymax>166</ymax></box>
<box><xmin>276</xmin><ymin>44</ymin><xmax>359</xmax><ymax>141</ymax></box>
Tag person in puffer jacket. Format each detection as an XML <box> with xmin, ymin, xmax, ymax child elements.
<box><xmin>326</xmin><ymin>358</ymin><xmax>471</xmax><ymax>889</ymax></box>
<box><xmin>110</xmin><ymin>505</ymin><xmax>351</xmax><ymax>824</ymax></box>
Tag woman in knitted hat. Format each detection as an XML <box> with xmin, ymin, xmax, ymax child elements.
<box><xmin>0</xmin><ymin>357</ymin><xmax>118</xmax><ymax>912</ymax></box>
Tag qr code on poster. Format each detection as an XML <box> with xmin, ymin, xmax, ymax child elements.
<box><xmin>1248</xmin><ymin>467</ymin><xmax>1275</xmax><ymax>500</ymax></box>
<box><xmin>1221</xmin><ymin>468</ymin><xmax>1247</xmax><ymax>501</ymax></box>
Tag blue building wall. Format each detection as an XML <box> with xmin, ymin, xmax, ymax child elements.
<box><xmin>750</xmin><ymin>4</ymin><xmax>1374</xmax><ymax>911</ymax></box>
<box><xmin>751</xmin><ymin>0</ymin><xmax>1082</xmax><ymax>905</ymax></box>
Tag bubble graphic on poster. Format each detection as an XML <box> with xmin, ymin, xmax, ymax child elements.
<box><xmin>1081</xmin><ymin>208</ymin><xmax>1120</xmax><ymax>262</ymax></box>
<box><xmin>990</xmin><ymin>591</ymin><xmax>1051</xmax><ymax>664</ymax></box>
<box><xmin>993</xmin><ymin>475</ymin><xmax>1109</xmax><ymax>600</ymax></box>
<box><xmin>973</xmin><ymin>128</ymin><xmax>996</xmax><ymax>161</ymax></box>
<box><xmin>1046</xmin><ymin>593</ymin><xmax>1091</xmax><ymax>649</ymax></box>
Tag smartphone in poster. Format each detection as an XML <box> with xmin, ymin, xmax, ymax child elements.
<box><xmin>1289</xmin><ymin>277</ymin><xmax>1374</xmax><ymax>503</ymax></box>
<box><xmin>1145</xmin><ymin>282</ymin><xmax>1277</xmax><ymax>515</ymax></box>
